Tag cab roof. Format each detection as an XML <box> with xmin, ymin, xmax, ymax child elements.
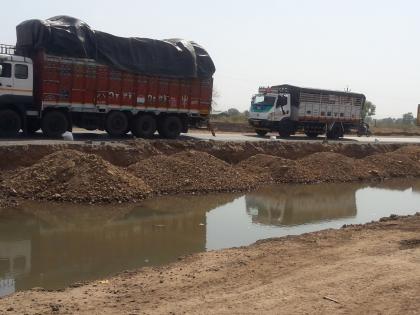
<box><xmin>0</xmin><ymin>54</ymin><xmax>32</xmax><ymax>64</ymax></box>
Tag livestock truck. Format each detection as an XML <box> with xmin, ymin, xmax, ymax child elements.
<box><xmin>0</xmin><ymin>17</ymin><xmax>214</xmax><ymax>139</ymax></box>
<box><xmin>248</xmin><ymin>84</ymin><xmax>366</xmax><ymax>139</ymax></box>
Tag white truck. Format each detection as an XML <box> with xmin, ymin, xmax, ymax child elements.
<box><xmin>248</xmin><ymin>84</ymin><xmax>366</xmax><ymax>139</ymax></box>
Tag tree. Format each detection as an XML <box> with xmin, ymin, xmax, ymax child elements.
<box><xmin>212</xmin><ymin>87</ymin><xmax>220</xmax><ymax>109</ymax></box>
<box><xmin>227</xmin><ymin>108</ymin><xmax>240</xmax><ymax>116</ymax></box>
<box><xmin>362</xmin><ymin>100</ymin><xmax>376</xmax><ymax>119</ymax></box>
<box><xmin>402</xmin><ymin>112</ymin><xmax>414</xmax><ymax>125</ymax></box>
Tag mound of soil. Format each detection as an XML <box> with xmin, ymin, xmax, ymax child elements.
<box><xmin>283</xmin><ymin>152</ymin><xmax>371</xmax><ymax>183</ymax></box>
<box><xmin>238</xmin><ymin>146</ymin><xmax>420</xmax><ymax>184</ymax></box>
<box><xmin>363</xmin><ymin>151</ymin><xmax>420</xmax><ymax>178</ymax></box>
<box><xmin>3</xmin><ymin>149</ymin><xmax>151</xmax><ymax>203</ymax></box>
<box><xmin>237</xmin><ymin>154</ymin><xmax>294</xmax><ymax>182</ymax></box>
<box><xmin>393</xmin><ymin>145</ymin><xmax>420</xmax><ymax>161</ymax></box>
<box><xmin>128</xmin><ymin>150</ymin><xmax>256</xmax><ymax>194</ymax></box>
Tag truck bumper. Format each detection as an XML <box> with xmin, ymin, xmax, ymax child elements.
<box><xmin>248</xmin><ymin>119</ymin><xmax>273</xmax><ymax>130</ymax></box>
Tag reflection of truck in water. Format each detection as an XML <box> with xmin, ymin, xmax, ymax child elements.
<box><xmin>0</xmin><ymin>193</ymin><xmax>235</xmax><ymax>292</ymax></box>
<box><xmin>245</xmin><ymin>184</ymin><xmax>357</xmax><ymax>226</ymax></box>
<box><xmin>248</xmin><ymin>84</ymin><xmax>366</xmax><ymax>139</ymax></box>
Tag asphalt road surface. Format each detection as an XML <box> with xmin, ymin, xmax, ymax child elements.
<box><xmin>0</xmin><ymin>130</ymin><xmax>420</xmax><ymax>146</ymax></box>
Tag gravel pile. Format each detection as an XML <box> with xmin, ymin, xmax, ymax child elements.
<box><xmin>3</xmin><ymin>149</ymin><xmax>151</xmax><ymax>203</ymax></box>
<box><xmin>238</xmin><ymin>146</ymin><xmax>420</xmax><ymax>184</ymax></box>
<box><xmin>284</xmin><ymin>152</ymin><xmax>371</xmax><ymax>183</ymax></box>
<box><xmin>0</xmin><ymin>144</ymin><xmax>420</xmax><ymax>208</ymax></box>
<box><xmin>237</xmin><ymin>154</ymin><xmax>294</xmax><ymax>182</ymax></box>
<box><xmin>128</xmin><ymin>150</ymin><xmax>256</xmax><ymax>194</ymax></box>
<box><xmin>363</xmin><ymin>152</ymin><xmax>420</xmax><ymax>178</ymax></box>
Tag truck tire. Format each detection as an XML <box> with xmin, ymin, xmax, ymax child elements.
<box><xmin>27</xmin><ymin>119</ymin><xmax>41</xmax><ymax>135</ymax></box>
<box><xmin>326</xmin><ymin>126</ymin><xmax>343</xmax><ymax>140</ymax></box>
<box><xmin>159</xmin><ymin>116</ymin><xmax>182</xmax><ymax>139</ymax></box>
<box><xmin>255</xmin><ymin>129</ymin><xmax>268</xmax><ymax>137</ymax></box>
<box><xmin>105</xmin><ymin>111</ymin><xmax>129</xmax><ymax>137</ymax></box>
<box><xmin>0</xmin><ymin>109</ymin><xmax>21</xmax><ymax>137</ymax></box>
<box><xmin>305</xmin><ymin>132</ymin><xmax>319</xmax><ymax>138</ymax></box>
<box><xmin>131</xmin><ymin>114</ymin><xmax>157</xmax><ymax>138</ymax></box>
<box><xmin>41</xmin><ymin>111</ymin><xmax>69</xmax><ymax>138</ymax></box>
<box><xmin>279</xmin><ymin>130</ymin><xmax>291</xmax><ymax>138</ymax></box>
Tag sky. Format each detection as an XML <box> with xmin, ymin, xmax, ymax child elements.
<box><xmin>1</xmin><ymin>0</ymin><xmax>419</xmax><ymax>118</ymax></box>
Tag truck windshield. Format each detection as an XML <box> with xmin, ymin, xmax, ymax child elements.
<box><xmin>251</xmin><ymin>95</ymin><xmax>276</xmax><ymax>112</ymax></box>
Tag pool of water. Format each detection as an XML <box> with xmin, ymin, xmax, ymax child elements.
<box><xmin>1</xmin><ymin>179</ymin><xmax>420</xmax><ymax>297</ymax></box>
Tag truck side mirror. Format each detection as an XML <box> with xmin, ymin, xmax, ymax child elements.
<box><xmin>0</xmin><ymin>65</ymin><xmax>3</xmax><ymax>77</ymax></box>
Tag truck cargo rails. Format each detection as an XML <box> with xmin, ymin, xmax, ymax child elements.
<box><xmin>248</xmin><ymin>84</ymin><xmax>366</xmax><ymax>139</ymax></box>
<box><xmin>0</xmin><ymin>45</ymin><xmax>213</xmax><ymax>138</ymax></box>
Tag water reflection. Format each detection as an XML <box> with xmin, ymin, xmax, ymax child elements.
<box><xmin>245</xmin><ymin>184</ymin><xmax>358</xmax><ymax>226</ymax></box>
<box><xmin>0</xmin><ymin>179</ymin><xmax>420</xmax><ymax>296</ymax></box>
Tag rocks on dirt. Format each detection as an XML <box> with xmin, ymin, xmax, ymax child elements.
<box><xmin>128</xmin><ymin>150</ymin><xmax>256</xmax><ymax>194</ymax></box>
<box><xmin>2</xmin><ymin>149</ymin><xmax>151</xmax><ymax>203</ymax></box>
<box><xmin>0</xmin><ymin>143</ymin><xmax>419</xmax><ymax>207</ymax></box>
<box><xmin>237</xmin><ymin>145</ymin><xmax>420</xmax><ymax>184</ymax></box>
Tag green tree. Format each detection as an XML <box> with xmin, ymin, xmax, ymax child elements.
<box><xmin>212</xmin><ymin>87</ymin><xmax>220</xmax><ymax>109</ymax></box>
<box><xmin>402</xmin><ymin>112</ymin><xmax>414</xmax><ymax>125</ymax></box>
<box><xmin>227</xmin><ymin>108</ymin><xmax>240</xmax><ymax>116</ymax></box>
<box><xmin>362</xmin><ymin>100</ymin><xmax>376</xmax><ymax>119</ymax></box>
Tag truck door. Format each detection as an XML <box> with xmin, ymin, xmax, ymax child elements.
<box><xmin>0</xmin><ymin>62</ymin><xmax>13</xmax><ymax>96</ymax></box>
<box><xmin>273</xmin><ymin>94</ymin><xmax>290</xmax><ymax>121</ymax></box>
<box><xmin>12</xmin><ymin>63</ymin><xmax>32</xmax><ymax>98</ymax></box>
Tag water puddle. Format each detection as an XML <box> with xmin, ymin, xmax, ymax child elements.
<box><xmin>1</xmin><ymin>179</ymin><xmax>420</xmax><ymax>297</ymax></box>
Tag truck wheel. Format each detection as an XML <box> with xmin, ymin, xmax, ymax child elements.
<box><xmin>326</xmin><ymin>127</ymin><xmax>343</xmax><ymax>140</ymax></box>
<box><xmin>41</xmin><ymin>111</ymin><xmax>69</xmax><ymax>138</ymax></box>
<box><xmin>255</xmin><ymin>129</ymin><xmax>268</xmax><ymax>137</ymax></box>
<box><xmin>305</xmin><ymin>132</ymin><xmax>319</xmax><ymax>138</ymax></box>
<box><xmin>105</xmin><ymin>111</ymin><xmax>129</xmax><ymax>137</ymax></box>
<box><xmin>159</xmin><ymin>116</ymin><xmax>182</xmax><ymax>139</ymax></box>
<box><xmin>279</xmin><ymin>130</ymin><xmax>291</xmax><ymax>138</ymax></box>
<box><xmin>27</xmin><ymin>119</ymin><xmax>41</xmax><ymax>135</ymax></box>
<box><xmin>0</xmin><ymin>109</ymin><xmax>21</xmax><ymax>137</ymax></box>
<box><xmin>131</xmin><ymin>114</ymin><xmax>157</xmax><ymax>138</ymax></box>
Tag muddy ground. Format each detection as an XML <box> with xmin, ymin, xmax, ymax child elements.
<box><xmin>1</xmin><ymin>213</ymin><xmax>420</xmax><ymax>314</ymax></box>
<box><xmin>0</xmin><ymin>140</ymin><xmax>419</xmax><ymax>205</ymax></box>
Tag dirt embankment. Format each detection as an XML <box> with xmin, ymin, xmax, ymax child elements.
<box><xmin>2</xmin><ymin>213</ymin><xmax>420</xmax><ymax>314</ymax></box>
<box><xmin>0</xmin><ymin>142</ymin><xmax>419</xmax><ymax>205</ymax></box>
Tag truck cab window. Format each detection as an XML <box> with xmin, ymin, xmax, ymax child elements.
<box><xmin>0</xmin><ymin>63</ymin><xmax>12</xmax><ymax>78</ymax></box>
<box><xmin>15</xmin><ymin>64</ymin><xmax>28</xmax><ymax>79</ymax></box>
<box><xmin>276</xmin><ymin>96</ymin><xmax>287</xmax><ymax>108</ymax></box>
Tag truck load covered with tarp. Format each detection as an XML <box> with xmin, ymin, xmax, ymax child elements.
<box><xmin>15</xmin><ymin>16</ymin><xmax>215</xmax><ymax>79</ymax></box>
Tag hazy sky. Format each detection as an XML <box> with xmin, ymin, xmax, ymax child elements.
<box><xmin>1</xmin><ymin>0</ymin><xmax>419</xmax><ymax>118</ymax></box>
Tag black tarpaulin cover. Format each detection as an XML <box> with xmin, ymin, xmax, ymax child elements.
<box><xmin>16</xmin><ymin>16</ymin><xmax>215</xmax><ymax>78</ymax></box>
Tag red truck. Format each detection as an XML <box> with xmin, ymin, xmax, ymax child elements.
<box><xmin>0</xmin><ymin>17</ymin><xmax>214</xmax><ymax>138</ymax></box>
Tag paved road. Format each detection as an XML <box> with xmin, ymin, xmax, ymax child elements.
<box><xmin>0</xmin><ymin>131</ymin><xmax>420</xmax><ymax>145</ymax></box>
<box><xmin>188</xmin><ymin>132</ymin><xmax>420</xmax><ymax>144</ymax></box>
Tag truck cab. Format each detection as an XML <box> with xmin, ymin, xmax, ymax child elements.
<box><xmin>248</xmin><ymin>87</ymin><xmax>291</xmax><ymax>136</ymax></box>
<box><xmin>0</xmin><ymin>45</ymin><xmax>34</xmax><ymax>136</ymax></box>
<box><xmin>248</xmin><ymin>84</ymin><xmax>366</xmax><ymax>139</ymax></box>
